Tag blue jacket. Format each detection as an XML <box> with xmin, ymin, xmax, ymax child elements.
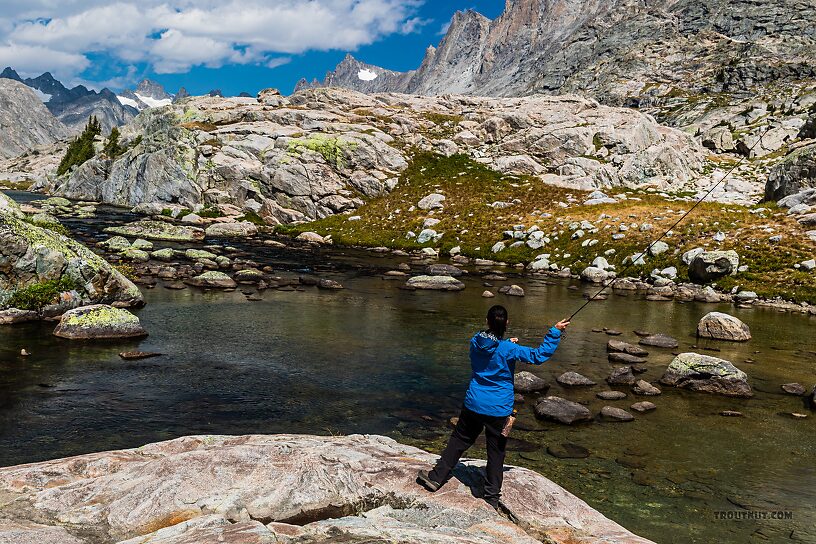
<box><xmin>463</xmin><ymin>327</ymin><xmax>562</xmax><ymax>417</ymax></box>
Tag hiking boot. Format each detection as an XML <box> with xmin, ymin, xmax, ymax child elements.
<box><xmin>416</xmin><ymin>470</ymin><xmax>442</xmax><ymax>492</ymax></box>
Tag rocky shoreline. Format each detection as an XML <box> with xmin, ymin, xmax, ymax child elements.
<box><xmin>0</xmin><ymin>434</ymin><xmax>654</xmax><ymax>544</ymax></box>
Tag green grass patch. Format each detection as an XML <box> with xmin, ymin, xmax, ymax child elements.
<box><xmin>7</xmin><ymin>277</ymin><xmax>78</xmax><ymax>311</ymax></box>
<box><xmin>278</xmin><ymin>152</ymin><xmax>816</xmax><ymax>303</ymax></box>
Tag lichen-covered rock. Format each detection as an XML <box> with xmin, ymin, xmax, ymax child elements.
<box><xmin>697</xmin><ymin>312</ymin><xmax>752</xmax><ymax>341</ymax></box>
<box><xmin>185</xmin><ymin>248</ymin><xmax>218</xmax><ymax>260</ymax></box>
<box><xmin>660</xmin><ymin>353</ymin><xmax>752</xmax><ymax>397</ymax></box>
<box><xmin>205</xmin><ymin>222</ymin><xmax>259</xmax><ymax>238</ymax></box>
<box><xmin>0</xmin><ymin>434</ymin><xmax>653</xmax><ymax>544</ymax></box>
<box><xmin>185</xmin><ymin>271</ymin><xmax>238</xmax><ymax>289</ymax></box>
<box><xmin>105</xmin><ymin>220</ymin><xmax>205</xmax><ymax>242</ymax></box>
<box><xmin>688</xmin><ymin>250</ymin><xmax>740</xmax><ymax>284</ymax></box>
<box><xmin>534</xmin><ymin>396</ymin><xmax>593</xmax><ymax>425</ymax></box>
<box><xmin>0</xmin><ymin>200</ymin><xmax>143</xmax><ymax>317</ymax></box>
<box><xmin>405</xmin><ymin>275</ymin><xmax>464</xmax><ymax>291</ymax></box>
<box><xmin>53</xmin><ymin>304</ymin><xmax>147</xmax><ymax>339</ymax></box>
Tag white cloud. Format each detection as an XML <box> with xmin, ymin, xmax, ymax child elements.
<box><xmin>266</xmin><ymin>57</ymin><xmax>292</xmax><ymax>69</ymax></box>
<box><xmin>1</xmin><ymin>0</ymin><xmax>426</xmax><ymax>79</ymax></box>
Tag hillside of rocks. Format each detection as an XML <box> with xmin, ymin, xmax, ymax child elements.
<box><xmin>30</xmin><ymin>87</ymin><xmax>710</xmax><ymax>224</ymax></box>
<box><xmin>0</xmin><ymin>433</ymin><xmax>653</xmax><ymax>544</ymax></box>
<box><xmin>0</xmin><ymin>79</ymin><xmax>69</xmax><ymax>160</ymax></box>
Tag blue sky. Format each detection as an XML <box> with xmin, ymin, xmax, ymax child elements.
<box><xmin>0</xmin><ymin>1</ymin><xmax>504</xmax><ymax>96</ymax></box>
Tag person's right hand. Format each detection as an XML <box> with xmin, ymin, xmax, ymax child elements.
<box><xmin>555</xmin><ymin>319</ymin><xmax>571</xmax><ymax>331</ymax></box>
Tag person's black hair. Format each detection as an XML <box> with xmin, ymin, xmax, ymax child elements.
<box><xmin>487</xmin><ymin>305</ymin><xmax>508</xmax><ymax>338</ymax></box>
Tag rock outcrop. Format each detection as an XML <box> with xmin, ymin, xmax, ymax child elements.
<box><xmin>660</xmin><ymin>353</ymin><xmax>753</xmax><ymax>398</ymax></box>
<box><xmin>696</xmin><ymin>312</ymin><xmax>752</xmax><ymax>341</ymax></box>
<box><xmin>0</xmin><ymin>79</ymin><xmax>69</xmax><ymax>159</ymax></box>
<box><xmin>0</xmin><ymin>434</ymin><xmax>653</xmax><ymax>544</ymax></box>
<box><xmin>32</xmin><ymin>88</ymin><xmax>705</xmax><ymax>224</ymax></box>
<box><xmin>766</xmin><ymin>143</ymin><xmax>816</xmax><ymax>202</ymax></box>
<box><xmin>0</xmin><ymin>193</ymin><xmax>143</xmax><ymax>318</ymax></box>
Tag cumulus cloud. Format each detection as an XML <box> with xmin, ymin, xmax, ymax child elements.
<box><xmin>1</xmin><ymin>0</ymin><xmax>425</xmax><ymax>80</ymax></box>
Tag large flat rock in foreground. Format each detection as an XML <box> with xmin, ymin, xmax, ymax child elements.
<box><xmin>0</xmin><ymin>434</ymin><xmax>653</xmax><ymax>544</ymax></box>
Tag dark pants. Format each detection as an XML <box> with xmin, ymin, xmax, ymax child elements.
<box><xmin>429</xmin><ymin>406</ymin><xmax>508</xmax><ymax>505</ymax></box>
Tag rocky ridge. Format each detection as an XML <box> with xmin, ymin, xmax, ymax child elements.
<box><xmin>0</xmin><ymin>434</ymin><xmax>653</xmax><ymax>544</ymax></box>
<box><xmin>0</xmin><ymin>79</ymin><xmax>69</xmax><ymax>160</ymax></box>
<box><xmin>30</xmin><ymin>87</ymin><xmax>707</xmax><ymax>224</ymax></box>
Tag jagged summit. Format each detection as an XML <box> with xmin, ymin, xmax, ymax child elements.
<box><xmin>298</xmin><ymin>0</ymin><xmax>816</xmax><ymax>101</ymax></box>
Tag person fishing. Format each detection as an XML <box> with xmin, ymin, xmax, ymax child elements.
<box><xmin>417</xmin><ymin>305</ymin><xmax>570</xmax><ymax>511</ymax></box>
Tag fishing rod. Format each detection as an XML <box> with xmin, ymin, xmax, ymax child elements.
<box><xmin>567</xmin><ymin>126</ymin><xmax>770</xmax><ymax>322</ymax></box>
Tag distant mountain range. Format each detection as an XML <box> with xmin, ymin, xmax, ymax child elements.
<box><xmin>0</xmin><ymin>68</ymin><xmax>186</xmax><ymax>134</ymax></box>
<box><xmin>297</xmin><ymin>0</ymin><xmax>815</xmax><ymax>105</ymax></box>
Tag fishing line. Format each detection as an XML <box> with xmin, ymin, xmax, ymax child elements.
<box><xmin>567</xmin><ymin>126</ymin><xmax>769</xmax><ymax>322</ymax></box>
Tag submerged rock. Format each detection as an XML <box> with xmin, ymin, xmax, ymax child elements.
<box><xmin>638</xmin><ymin>334</ymin><xmax>679</xmax><ymax>349</ymax></box>
<box><xmin>607</xmin><ymin>340</ymin><xmax>648</xmax><ymax>357</ymax></box>
<box><xmin>597</xmin><ymin>390</ymin><xmax>627</xmax><ymax>400</ymax></box>
<box><xmin>696</xmin><ymin>312</ymin><xmax>751</xmax><ymax>341</ymax></box>
<box><xmin>600</xmin><ymin>406</ymin><xmax>634</xmax><ymax>422</ymax></box>
<box><xmin>660</xmin><ymin>353</ymin><xmax>753</xmax><ymax>397</ymax></box>
<box><xmin>608</xmin><ymin>352</ymin><xmax>647</xmax><ymax>365</ymax></box>
<box><xmin>534</xmin><ymin>396</ymin><xmax>592</xmax><ymax>425</ymax></box>
<box><xmin>53</xmin><ymin>305</ymin><xmax>147</xmax><ymax>340</ymax></box>
<box><xmin>405</xmin><ymin>275</ymin><xmax>464</xmax><ymax>291</ymax></box>
<box><xmin>607</xmin><ymin>366</ymin><xmax>637</xmax><ymax>385</ymax></box>
<box><xmin>0</xmin><ymin>434</ymin><xmax>653</xmax><ymax>544</ymax></box>
<box><xmin>781</xmin><ymin>383</ymin><xmax>806</xmax><ymax>396</ymax></box>
<box><xmin>630</xmin><ymin>401</ymin><xmax>657</xmax><ymax>412</ymax></box>
<box><xmin>557</xmin><ymin>371</ymin><xmax>596</xmax><ymax>386</ymax></box>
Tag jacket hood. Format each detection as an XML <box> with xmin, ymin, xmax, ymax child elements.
<box><xmin>471</xmin><ymin>330</ymin><xmax>501</xmax><ymax>354</ymax></box>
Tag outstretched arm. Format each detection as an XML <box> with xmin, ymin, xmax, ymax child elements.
<box><xmin>510</xmin><ymin>319</ymin><xmax>570</xmax><ymax>365</ymax></box>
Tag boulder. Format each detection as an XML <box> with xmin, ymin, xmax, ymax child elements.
<box><xmin>105</xmin><ymin>220</ymin><xmax>205</xmax><ymax>242</ymax></box>
<box><xmin>556</xmin><ymin>371</ymin><xmax>596</xmax><ymax>387</ymax></box>
<box><xmin>600</xmin><ymin>406</ymin><xmax>634</xmax><ymax>422</ymax></box>
<box><xmin>424</xmin><ymin>264</ymin><xmax>464</xmax><ymax>277</ymax></box>
<box><xmin>688</xmin><ymin>250</ymin><xmax>739</xmax><ymax>284</ymax></box>
<box><xmin>317</xmin><ymin>278</ymin><xmax>344</xmax><ymax>290</ymax></box>
<box><xmin>580</xmin><ymin>266</ymin><xmax>609</xmax><ymax>283</ymax></box>
<box><xmin>151</xmin><ymin>248</ymin><xmax>176</xmax><ymax>261</ymax></box>
<box><xmin>121</xmin><ymin>248</ymin><xmax>150</xmax><ymax>262</ymax></box>
<box><xmin>0</xmin><ymin>434</ymin><xmax>654</xmax><ymax>544</ymax></box>
<box><xmin>514</xmin><ymin>371</ymin><xmax>550</xmax><ymax>393</ymax></box>
<box><xmin>638</xmin><ymin>334</ymin><xmax>679</xmax><ymax>349</ymax></box>
<box><xmin>660</xmin><ymin>353</ymin><xmax>752</xmax><ymax>397</ymax></box>
<box><xmin>205</xmin><ymin>222</ymin><xmax>259</xmax><ymax>238</ymax></box>
<box><xmin>417</xmin><ymin>193</ymin><xmax>445</xmax><ymax>210</ymax></box>
<box><xmin>296</xmin><ymin>231</ymin><xmax>326</xmax><ymax>244</ymax></box>
<box><xmin>608</xmin><ymin>352</ymin><xmax>647</xmax><ymax>365</ymax></box>
<box><xmin>696</xmin><ymin>312</ymin><xmax>751</xmax><ymax>341</ymax></box>
<box><xmin>500</xmin><ymin>284</ymin><xmax>525</xmax><ymax>297</ymax></box>
<box><xmin>405</xmin><ymin>275</ymin><xmax>464</xmax><ymax>291</ymax></box>
<box><xmin>632</xmin><ymin>380</ymin><xmax>661</xmax><ymax>396</ymax></box>
<box><xmin>765</xmin><ymin>143</ymin><xmax>816</xmax><ymax>202</ymax></box>
<box><xmin>53</xmin><ymin>305</ymin><xmax>147</xmax><ymax>340</ymax></box>
<box><xmin>101</xmin><ymin>235</ymin><xmax>132</xmax><ymax>251</ymax></box>
<box><xmin>607</xmin><ymin>340</ymin><xmax>648</xmax><ymax>357</ymax></box>
<box><xmin>607</xmin><ymin>366</ymin><xmax>636</xmax><ymax>385</ymax></box>
<box><xmin>185</xmin><ymin>271</ymin><xmax>238</xmax><ymax>289</ymax></box>
<box><xmin>534</xmin><ymin>396</ymin><xmax>593</xmax><ymax>425</ymax></box>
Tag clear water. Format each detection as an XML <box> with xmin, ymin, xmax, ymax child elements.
<box><xmin>0</xmin><ymin>192</ymin><xmax>814</xmax><ymax>543</ymax></box>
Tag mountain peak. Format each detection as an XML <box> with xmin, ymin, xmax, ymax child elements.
<box><xmin>0</xmin><ymin>67</ymin><xmax>21</xmax><ymax>81</ymax></box>
<box><xmin>135</xmin><ymin>79</ymin><xmax>171</xmax><ymax>100</ymax></box>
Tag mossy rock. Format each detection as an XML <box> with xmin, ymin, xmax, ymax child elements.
<box><xmin>185</xmin><ymin>248</ymin><xmax>218</xmax><ymax>260</ymax></box>
<box><xmin>151</xmin><ymin>248</ymin><xmax>176</xmax><ymax>261</ymax></box>
<box><xmin>131</xmin><ymin>238</ymin><xmax>154</xmax><ymax>250</ymax></box>
<box><xmin>53</xmin><ymin>304</ymin><xmax>147</xmax><ymax>340</ymax></box>
<box><xmin>105</xmin><ymin>220</ymin><xmax>205</xmax><ymax>242</ymax></box>
<box><xmin>121</xmin><ymin>248</ymin><xmax>151</xmax><ymax>262</ymax></box>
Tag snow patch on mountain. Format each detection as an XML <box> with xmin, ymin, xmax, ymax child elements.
<box><xmin>31</xmin><ymin>88</ymin><xmax>52</xmax><ymax>103</ymax></box>
<box><xmin>134</xmin><ymin>93</ymin><xmax>172</xmax><ymax>109</ymax></box>
<box><xmin>358</xmin><ymin>69</ymin><xmax>378</xmax><ymax>81</ymax></box>
<box><xmin>117</xmin><ymin>95</ymin><xmax>140</xmax><ymax>109</ymax></box>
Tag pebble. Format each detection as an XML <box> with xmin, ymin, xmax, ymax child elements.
<box><xmin>482</xmin><ymin>290</ymin><xmax>495</xmax><ymax>298</ymax></box>
<box><xmin>720</xmin><ymin>410</ymin><xmax>743</xmax><ymax>417</ymax></box>
<box><xmin>119</xmin><ymin>351</ymin><xmax>161</xmax><ymax>360</ymax></box>
<box><xmin>605</xmin><ymin>329</ymin><xmax>622</xmax><ymax>336</ymax></box>
<box><xmin>781</xmin><ymin>383</ymin><xmax>806</xmax><ymax>395</ymax></box>
<box><xmin>20</xmin><ymin>349</ymin><xmax>30</xmax><ymax>356</ymax></box>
